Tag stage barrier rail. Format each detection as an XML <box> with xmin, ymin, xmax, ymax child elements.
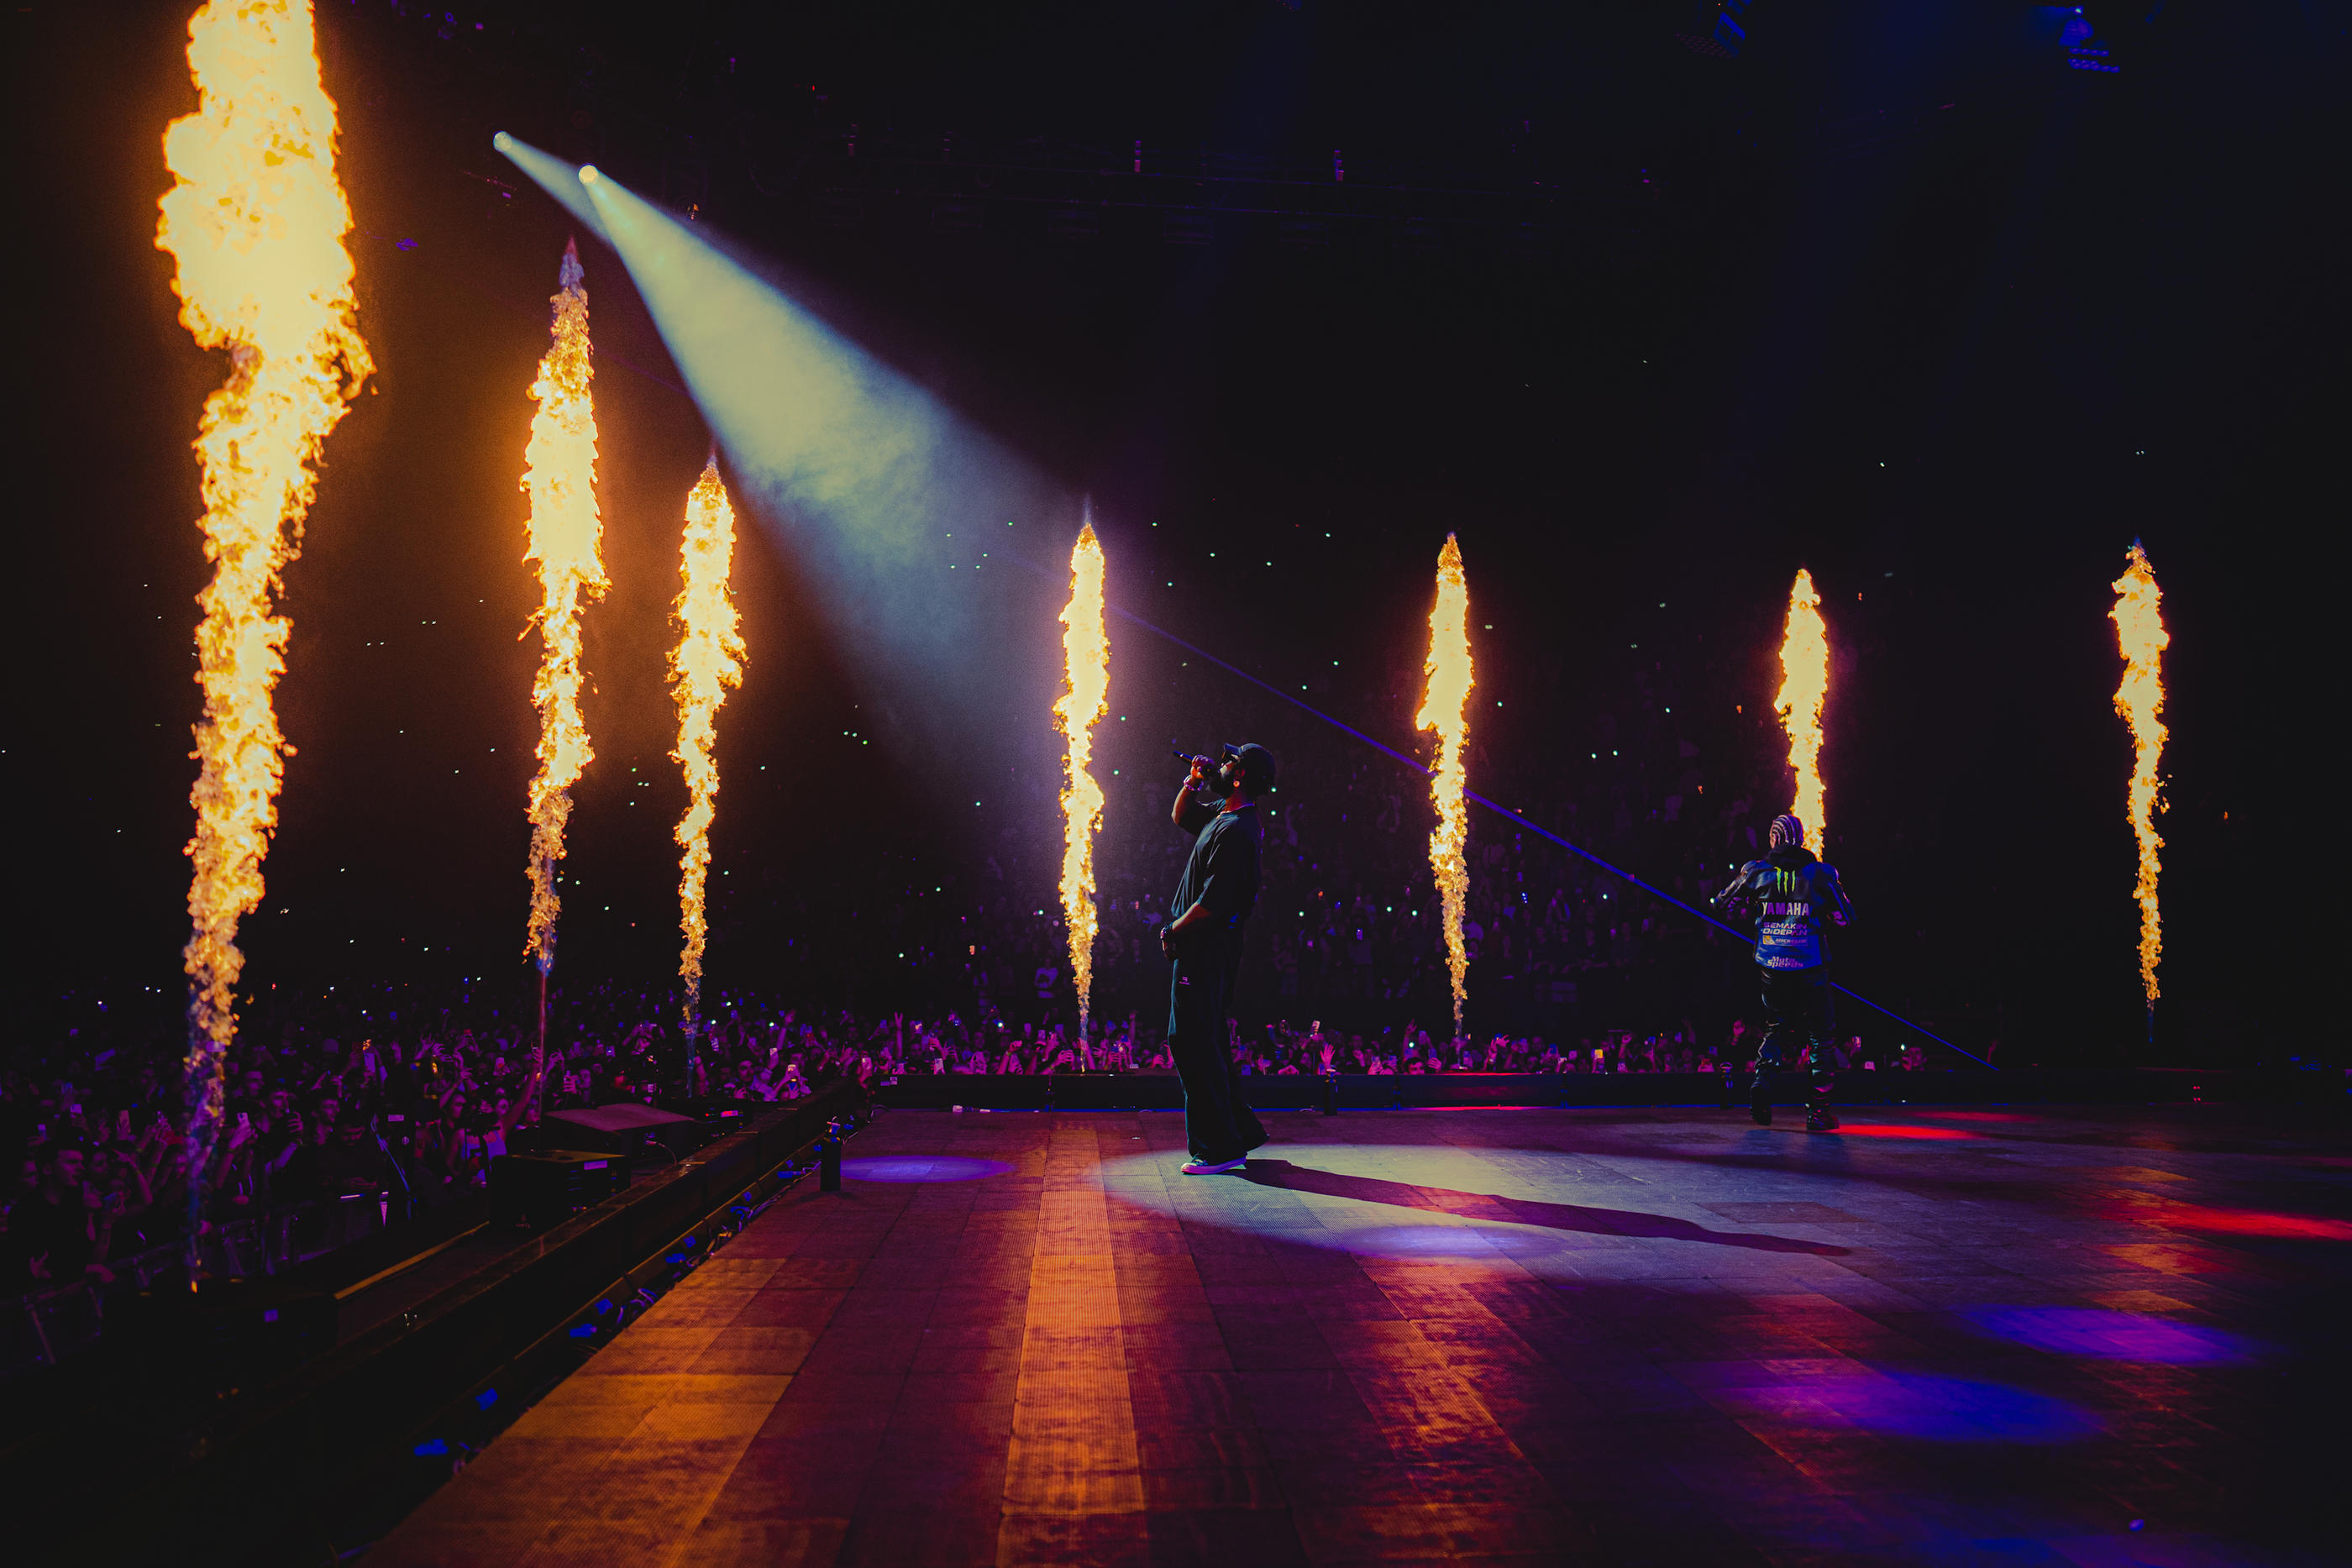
<box><xmin>0</xmin><ymin>1082</ymin><xmax>868</xmax><ymax>1568</ymax></box>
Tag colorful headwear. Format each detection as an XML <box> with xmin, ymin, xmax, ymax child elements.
<box><xmin>1768</xmin><ymin>814</ymin><xmax>1805</xmax><ymax>850</ymax></box>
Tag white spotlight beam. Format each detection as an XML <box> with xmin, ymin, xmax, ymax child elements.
<box><xmin>494</xmin><ymin>133</ymin><xmax>612</xmax><ymax>246</ymax></box>
<box><xmin>580</xmin><ymin>170</ymin><xmax>1057</xmax><ymax>734</ymax></box>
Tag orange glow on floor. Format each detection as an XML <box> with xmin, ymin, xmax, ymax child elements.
<box><xmin>2097</xmin><ymin>1244</ymin><xmax>2256</xmax><ymax>1277</ymax></box>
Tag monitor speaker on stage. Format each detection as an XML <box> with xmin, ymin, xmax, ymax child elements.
<box><xmin>490</xmin><ymin>1148</ymin><xmax>629</xmax><ymax>1230</ymax></box>
<box><xmin>544</xmin><ymin>1102</ymin><xmax>710</xmax><ymax>1158</ymax></box>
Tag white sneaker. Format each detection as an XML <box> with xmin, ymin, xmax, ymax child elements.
<box><xmin>1180</xmin><ymin>1155</ymin><xmax>1248</xmax><ymax>1176</ymax></box>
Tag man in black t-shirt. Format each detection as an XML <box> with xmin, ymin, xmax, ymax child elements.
<box><xmin>1161</xmin><ymin>743</ymin><xmax>1276</xmax><ymax>1173</ymax></box>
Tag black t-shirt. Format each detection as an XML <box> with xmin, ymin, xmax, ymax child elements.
<box><xmin>1171</xmin><ymin>798</ymin><xmax>1262</xmax><ymax>934</ymax></box>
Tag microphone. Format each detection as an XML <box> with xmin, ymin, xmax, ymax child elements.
<box><xmin>1172</xmin><ymin>743</ymin><xmax>1216</xmax><ymax>773</ymax></box>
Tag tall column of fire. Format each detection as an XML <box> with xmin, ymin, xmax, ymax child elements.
<box><xmin>1776</xmin><ymin>569</ymin><xmax>1830</xmax><ymax>852</ymax></box>
<box><xmin>1416</xmin><ymin>535</ymin><xmax>1474</xmax><ymax>1040</ymax></box>
<box><xmin>1054</xmin><ymin>521</ymin><xmax>1110</xmax><ymax>1041</ymax></box>
<box><xmin>672</xmin><ymin>458</ymin><xmax>747</xmax><ymax>1057</ymax></box>
<box><xmin>520</xmin><ymin>239</ymin><xmax>606</xmax><ymax>1056</ymax></box>
<box><xmin>2109</xmin><ymin>541</ymin><xmax>2168</xmax><ymax>1020</ymax></box>
<box><xmin>157</xmin><ymin>0</ymin><xmax>371</xmax><ymax>1266</ymax></box>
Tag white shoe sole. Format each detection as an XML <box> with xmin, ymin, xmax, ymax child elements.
<box><xmin>1180</xmin><ymin>1157</ymin><xmax>1247</xmax><ymax>1175</ymax></box>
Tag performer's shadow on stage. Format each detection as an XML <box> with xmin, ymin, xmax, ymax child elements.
<box><xmin>1239</xmin><ymin>1159</ymin><xmax>1851</xmax><ymax>1256</ymax></box>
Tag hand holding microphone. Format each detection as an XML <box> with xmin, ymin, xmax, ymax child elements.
<box><xmin>1172</xmin><ymin>742</ymin><xmax>1217</xmax><ymax>788</ymax></box>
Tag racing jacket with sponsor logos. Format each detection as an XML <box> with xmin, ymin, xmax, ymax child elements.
<box><xmin>1712</xmin><ymin>847</ymin><xmax>1855</xmax><ymax>971</ymax></box>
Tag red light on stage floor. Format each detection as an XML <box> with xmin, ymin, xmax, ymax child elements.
<box><xmin>2150</xmin><ymin>1203</ymin><xmax>2352</xmax><ymax>1242</ymax></box>
<box><xmin>1833</xmin><ymin>1125</ymin><xmax>1980</xmax><ymax>1141</ymax></box>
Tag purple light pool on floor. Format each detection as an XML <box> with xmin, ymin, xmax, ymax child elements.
<box><xmin>838</xmin><ymin>1156</ymin><xmax>1015</xmax><ymax>1183</ymax></box>
<box><xmin>1964</xmin><ymin>1307</ymin><xmax>2260</xmax><ymax>1364</ymax></box>
<box><xmin>1321</xmin><ymin>1224</ymin><xmax>1560</xmax><ymax>1260</ymax></box>
<box><xmin>1772</xmin><ymin>1371</ymin><xmax>2097</xmax><ymax>1444</ymax></box>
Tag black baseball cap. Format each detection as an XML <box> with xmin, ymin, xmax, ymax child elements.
<box><xmin>1222</xmin><ymin>742</ymin><xmax>1277</xmax><ymax>796</ymax></box>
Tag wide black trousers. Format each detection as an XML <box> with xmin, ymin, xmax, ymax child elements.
<box><xmin>1754</xmin><ymin>964</ymin><xmax>1837</xmax><ymax>1102</ymax></box>
<box><xmin>1167</xmin><ymin>933</ymin><xmax>1267</xmax><ymax>1163</ymax></box>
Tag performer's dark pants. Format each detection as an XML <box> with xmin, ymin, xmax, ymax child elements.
<box><xmin>1168</xmin><ymin>931</ymin><xmax>1267</xmax><ymax>1163</ymax></box>
<box><xmin>1754</xmin><ymin>965</ymin><xmax>1836</xmax><ymax>1105</ymax></box>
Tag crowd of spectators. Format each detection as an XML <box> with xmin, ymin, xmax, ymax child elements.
<box><xmin>8</xmin><ymin>604</ymin><xmax>1967</xmax><ymax>1337</ymax></box>
<box><xmin>1</xmin><ymin>991</ymin><xmax>897</xmax><ymax>1306</ymax></box>
<box><xmin>4</xmin><ymin>988</ymin><xmax>1933</xmax><ymax>1324</ymax></box>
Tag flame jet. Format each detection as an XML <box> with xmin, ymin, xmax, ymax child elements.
<box><xmin>1416</xmin><ymin>535</ymin><xmax>1474</xmax><ymax>1039</ymax></box>
<box><xmin>1054</xmin><ymin>519</ymin><xmax>1110</xmax><ymax>1040</ymax></box>
<box><xmin>1776</xmin><ymin>569</ymin><xmax>1830</xmax><ymax>852</ymax></box>
<box><xmin>521</xmin><ymin>240</ymin><xmax>606</xmax><ymax>983</ymax></box>
<box><xmin>672</xmin><ymin>458</ymin><xmax>747</xmax><ymax>1044</ymax></box>
<box><xmin>2109</xmin><ymin>541</ymin><xmax>2168</xmax><ymax>1011</ymax></box>
<box><xmin>157</xmin><ymin>0</ymin><xmax>370</xmax><ymax>1264</ymax></box>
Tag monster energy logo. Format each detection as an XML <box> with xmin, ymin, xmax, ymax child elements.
<box><xmin>1764</xmin><ymin>868</ymin><xmax>1810</xmax><ymax>921</ymax></box>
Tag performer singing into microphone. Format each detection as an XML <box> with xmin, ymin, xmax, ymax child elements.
<box><xmin>1160</xmin><ymin>743</ymin><xmax>1276</xmax><ymax>1174</ymax></box>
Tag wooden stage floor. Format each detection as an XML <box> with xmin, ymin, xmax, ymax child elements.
<box><xmin>373</xmin><ymin>1105</ymin><xmax>2348</xmax><ymax>1566</ymax></box>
